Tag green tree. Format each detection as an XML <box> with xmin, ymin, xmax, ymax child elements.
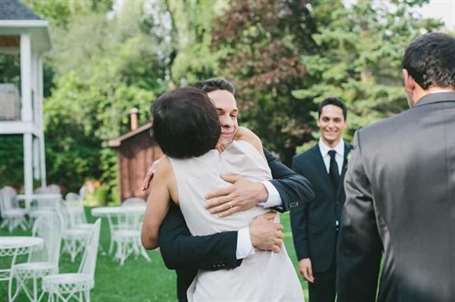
<box><xmin>292</xmin><ymin>0</ymin><xmax>442</xmax><ymax>143</ymax></box>
<box><xmin>163</xmin><ymin>0</ymin><xmax>228</xmax><ymax>84</ymax></box>
<box><xmin>42</xmin><ymin>1</ymin><xmax>166</xmax><ymax>194</ymax></box>
<box><xmin>211</xmin><ymin>0</ymin><xmax>316</xmax><ymax>164</ymax></box>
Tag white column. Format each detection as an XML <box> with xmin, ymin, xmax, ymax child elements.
<box><xmin>38</xmin><ymin>56</ymin><xmax>46</xmax><ymax>186</ymax></box>
<box><xmin>33</xmin><ymin>136</ymin><xmax>40</xmax><ymax>179</ymax></box>
<box><xmin>21</xmin><ymin>34</ymin><xmax>33</xmax><ymax>198</ymax></box>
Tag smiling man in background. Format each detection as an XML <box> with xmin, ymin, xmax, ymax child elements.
<box><xmin>291</xmin><ymin>97</ymin><xmax>352</xmax><ymax>302</ymax></box>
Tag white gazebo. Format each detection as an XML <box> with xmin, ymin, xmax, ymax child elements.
<box><xmin>0</xmin><ymin>0</ymin><xmax>51</xmax><ymax>198</ymax></box>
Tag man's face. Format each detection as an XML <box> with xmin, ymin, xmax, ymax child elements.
<box><xmin>207</xmin><ymin>89</ymin><xmax>239</xmax><ymax>145</ymax></box>
<box><xmin>317</xmin><ymin>104</ymin><xmax>347</xmax><ymax>147</ymax></box>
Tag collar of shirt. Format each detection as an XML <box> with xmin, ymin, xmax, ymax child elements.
<box><xmin>318</xmin><ymin>138</ymin><xmax>345</xmax><ymax>174</ymax></box>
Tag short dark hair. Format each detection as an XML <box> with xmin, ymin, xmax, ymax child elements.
<box><xmin>402</xmin><ymin>32</ymin><xmax>455</xmax><ymax>90</ymax></box>
<box><xmin>318</xmin><ymin>97</ymin><xmax>347</xmax><ymax>120</ymax></box>
<box><xmin>151</xmin><ymin>87</ymin><xmax>221</xmax><ymax>158</ymax></box>
<box><xmin>193</xmin><ymin>78</ymin><xmax>235</xmax><ymax>94</ymax></box>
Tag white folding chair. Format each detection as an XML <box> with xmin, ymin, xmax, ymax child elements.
<box><xmin>57</xmin><ymin>205</ymin><xmax>92</xmax><ymax>262</ymax></box>
<box><xmin>43</xmin><ymin>219</ymin><xmax>101</xmax><ymax>302</ymax></box>
<box><xmin>110</xmin><ymin>208</ymin><xmax>150</xmax><ymax>265</ymax></box>
<box><xmin>9</xmin><ymin>211</ymin><xmax>62</xmax><ymax>302</ymax></box>
<box><xmin>46</xmin><ymin>184</ymin><xmax>61</xmax><ymax>194</ymax></box>
<box><xmin>0</xmin><ymin>186</ymin><xmax>28</xmax><ymax>232</ymax></box>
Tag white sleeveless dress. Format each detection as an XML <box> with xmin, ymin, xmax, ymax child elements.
<box><xmin>168</xmin><ymin>141</ymin><xmax>304</xmax><ymax>302</ymax></box>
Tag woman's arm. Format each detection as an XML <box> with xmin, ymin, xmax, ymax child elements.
<box><xmin>141</xmin><ymin>158</ymin><xmax>173</xmax><ymax>249</ymax></box>
<box><xmin>234</xmin><ymin>127</ymin><xmax>265</xmax><ymax>157</ymax></box>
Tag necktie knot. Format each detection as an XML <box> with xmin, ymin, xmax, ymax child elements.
<box><xmin>328</xmin><ymin>150</ymin><xmax>337</xmax><ymax>159</ymax></box>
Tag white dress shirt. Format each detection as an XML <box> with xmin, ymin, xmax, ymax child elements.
<box><xmin>236</xmin><ymin>181</ymin><xmax>282</xmax><ymax>259</ymax></box>
<box><xmin>318</xmin><ymin>138</ymin><xmax>345</xmax><ymax>227</ymax></box>
<box><xmin>318</xmin><ymin>138</ymin><xmax>345</xmax><ymax>175</ymax></box>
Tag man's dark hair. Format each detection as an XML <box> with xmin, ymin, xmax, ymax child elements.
<box><xmin>193</xmin><ymin>78</ymin><xmax>235</xmax><ymax>94</ymax></box>
<box><xmin>402</xmin><ymin>32</ymin><xmax>455</xmax><ymax>90</ymax></box>
<box><xmin>152</xmin><ymin>87</ymin><xmax>221</xmax><ymax>158</ymax></box>
<box><xmin>318</xmin><ymin>97</ymin><xmax>347</xmax><ymax>120</ymax></box>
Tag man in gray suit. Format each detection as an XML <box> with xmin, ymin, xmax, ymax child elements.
<box><xmin>336</xmin><ymin>32</ymin><xmax>455</xmax><ymax>302</ymax></box>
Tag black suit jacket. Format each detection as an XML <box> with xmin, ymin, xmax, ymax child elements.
<box><xmin>291</xmin><ymin>142</ymin><xmax>352</xmax><ymax>272</ymax></box>
<box><xmin>158</xmin><ymin>149</ymin><xmax>314</xmax><ymax>301</ymax></box>
<box><xmin>337</xmin><ymin>92</ymin><xmax>455</xmax><ymax>302</ymax></box>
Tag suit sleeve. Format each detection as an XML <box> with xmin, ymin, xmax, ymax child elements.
<box><xmin>336</xmin><ymin>131</ymin><xmax>382</xmax><ymax>302</ymax></box>
<box><xmin>158</xmin><ymin>203</ymin><xmax>242</xmax><ymax>271</ymax></box>
<box><xmin>264</xmin><ymin>149</ymin><xmax>315</xmax><ymax>212</ymax></box>
<box><xmin>289</xmin><ymin>156</ymin><xmax>310</xmax><ymax>260</ymax></box>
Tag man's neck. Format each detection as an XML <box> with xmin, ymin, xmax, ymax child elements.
<box><xmin>320</xmin><ymin>138</ymin><xmax>342</xmax><ymax>149</ymax></box>
<box><xmin>413</xmin><ymin>87</ymin><xmax>455</xmax><ymax>106</ymax></box>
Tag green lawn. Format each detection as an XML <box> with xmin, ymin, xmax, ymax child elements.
<box><xmin>0</xmin><ymin>209</ymin><xmax>308</xmax><ymax>301</ymax></box>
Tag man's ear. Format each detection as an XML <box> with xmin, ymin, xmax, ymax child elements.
<box><xmin>402</xmin><ymin>69</ymin><xmax>415</xmax><ymax>95</ymax></box>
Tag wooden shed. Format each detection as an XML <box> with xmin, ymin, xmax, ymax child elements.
<box><xmin>108</xmin><ymin>117</ymin><xmax>162</xmax><ymax>201</ymax></box>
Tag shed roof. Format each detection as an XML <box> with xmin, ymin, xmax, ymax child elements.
<box><xmin>108</xmin><ymin>123</ymin><xmax>153</xmax><ymax>147</ymax></box>
<box><xmin>0</xmin><ymin>0</ymin><xmax>42</xmax><ymax>21</ymax></box>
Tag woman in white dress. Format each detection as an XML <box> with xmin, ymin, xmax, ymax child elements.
<box><xmin>141</xmin><ymin>87</ymin><xmax>304</xmax><ymax>302</ymax></box>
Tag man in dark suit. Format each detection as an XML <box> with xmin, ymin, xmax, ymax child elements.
<box><xmin>143</xmin><ymin>78</ymin><xmax>314</xmax><ymax>301</ymax></box>
<box><xmin>336</xmin><ymin>32</ymin><xmax>455</xmax><ymax>302</ymax></box>
<box><xmin>291</xmin><ymin>97</ymin><xmax>352</xmax><ymax>302</ymax></box>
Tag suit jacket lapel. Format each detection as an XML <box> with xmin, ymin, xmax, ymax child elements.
<box><xmin>311</xmin><ymin>144</ymin><xmax>332</xmax><ymax>189</ymax></box>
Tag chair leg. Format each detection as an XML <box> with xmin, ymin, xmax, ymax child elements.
<box><xmin>32</xmin><ymin>276</ymin><xmax>38</xmax><ymax>302</ymax></box>
<box><xmin>8</xmin><ymin>272</ymin><xmax>15</xmax><ymax>301</ymax></box>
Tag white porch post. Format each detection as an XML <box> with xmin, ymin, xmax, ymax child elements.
<box><xmin>21</xmin><ymin>33</ymin><xmax>33</xmax><ymax>201</ymax></box>
<box><xmin>31</xmin><ymin>51</ymin><xmax>40</xmax><ymax>180</ymax></box>
<box><xmin>38</xmin><ymin>56</ymin><xmax>46</xmax><ymax>186</ymax></box>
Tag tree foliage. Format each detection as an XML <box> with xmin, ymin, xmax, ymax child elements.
<box><xmin>41</xmin><ymin>1</ymin><xmax>166</xmax><ymax>194</ymax></box>
<box><xmin>0</xmin><ymin>0</ymin><xmax>447</xmax><ymax>193</ymax></box>
<box><xmin>292</xmin><ymin>0</ymin><xmax>441</xmax><ymax>142</ymax></box>
<box><xmin>211</xmin><ymin>0</ymin><xmax>316</xmax><ymax>163</ymax></box>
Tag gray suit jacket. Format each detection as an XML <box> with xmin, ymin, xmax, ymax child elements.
<box><xmin>337</xmin><ymin>92</ymin><xmax>455</xmax><ymax>302</ymax></box>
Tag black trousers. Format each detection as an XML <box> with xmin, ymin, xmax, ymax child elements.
<box><xmin>308</xmin><ymin>260</ymin><xmax>336</xmax><ymax>302</ymax></box>
<box><xmin>308</xmin><ymin>232</ymin><xmax>338</xmax><ymax>302</ymax></box>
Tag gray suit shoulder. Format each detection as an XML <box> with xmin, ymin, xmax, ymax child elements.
<box><xmin>357</xmin><ymin>107</ymin><xmax>416</xmax><ymax>145</ymax></box>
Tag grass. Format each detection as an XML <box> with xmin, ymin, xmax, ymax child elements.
<box><xmin>0</xmin><ymin>209</ymin><xmax>309</xmax><ymax>301</ymax></box>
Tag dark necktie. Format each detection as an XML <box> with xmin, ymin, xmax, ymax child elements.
<box><xmin>328</xmin><ymin>150</ymin><xmax>340</xmax><ymax>190</ymax></box>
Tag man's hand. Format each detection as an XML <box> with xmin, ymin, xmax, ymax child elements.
<box><xmin>299</xmin><ymin>258</ymin><xmax>315</xmax><ymax>283</ymax></box>
<box><xmin>142</xmin><ymin>157</ymin><xmax>163</xmax><ymax>191</ymax></box>
<box><xmin>249</xmin><ymin>212</ymin><xmax>283</xmax><ymax>253</ymax></box>
<box><xmin>205</xmin><ymin>174</ymin><xmax>268</xmax><ymax>217</ymax></box>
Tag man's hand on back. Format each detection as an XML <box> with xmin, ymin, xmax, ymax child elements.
<box><xmin>205</xmin><ymin>174</ymin><xmax>268</xmax><ymax>217</ymax></box>
<box><xmin>142</xmin><ymin>157</ymin><xmax>163</xmax><ymax>191</ymax></box>
<box><xmin>249</xmin><ymin>212</ymin><xmax>283</xmax><ymax>253</ymax></box>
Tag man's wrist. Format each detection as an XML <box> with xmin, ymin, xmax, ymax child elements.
<box><xmin>258</xmin><ymin>181</ymin><xmax>282</xmax><ymax>208</ymax></box>
<box><xmin>236</xmin><ymin>227</ymin><xmax>255</xmax><ymax>259</ymax></box>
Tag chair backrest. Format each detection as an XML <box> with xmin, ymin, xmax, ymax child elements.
<box><xmin>34</xmin><ymin>194</ymin><xmax>62</xmax><ymax>210</ymax></box>
<box><xmin>1</xmin><ymin>186</ymin><xmax>17</xmax><ymax>210</ymax></box>
<box><xmin>0</xmin><ymin>189</ymin><xmax>5</xmax><ymax>215</ymax></box>
<box><xmin>65</xmin><ymin>203</ymin><xmax>87</xmax><ymax>226</ymax></box>
<box><xmin>34</xmin><ymin>186</ymin><xmax>48</xmax><ymax>194</ymax></box>
<box><xmin>30</xmin><ymin>210</ymin><xmax>62</xmax><ymax>268</ymax></box>
<box><xmin>121</xmin><ymin>197</ymin><xmax>145</xmax><ymax>207</ymax></box>
<box><xmin>79</xmin><ymin>219</ymin><xmax>101</xmax><ymax>278</ymax></box>
<box><xmin>46</xmin><ymin>184</ymin><xmax>61</xmax><ymax>194</ymax></box>
<box><xmin>55</xmin><ymin>203</ymin><xmax>71</xmax><ymax>231</ymax></box>
<box><xmin>65</xmin><ymin>192</ymin><xmax>80</xmax><ymax>202</ymax></box>
<box><xmin>65</xmin><ymin>192</ymin><xmax>84</xmax><ymax>210</ymax></box>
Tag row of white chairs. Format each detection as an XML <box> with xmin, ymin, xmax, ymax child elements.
<box><xmin>8</xmin><ymin>209</ymin><xmax>101</xmax><ymax>302</ymax></box>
